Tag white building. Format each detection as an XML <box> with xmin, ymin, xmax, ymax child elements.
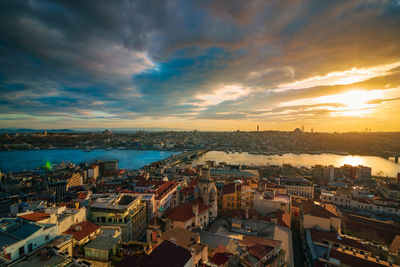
<box><xmin>88</xmin><ymin>164</ymin><xmax>99</xmax><ymax>180</ymax></box>
<box><xmin>320</xmin><ymin>191</ymin><xmax>400</xmax><ymax>216</ymax></box>
<box><xmin>0</xmin><ymin>218</ymin><xmax>57</xmax><ymax>263</ymax></box>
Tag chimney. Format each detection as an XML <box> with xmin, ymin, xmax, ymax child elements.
<box><xmin>245</xmin><ymin>207</ymin><xmax>249</xmax><ymax>220</ymax></box>
<box><xmin>170</xmin><ymin>237</ymin><xmax>177</xmax><ymax>244</ymax></box>
<box><xmin>74</xmin><ymin>225</ymin><xmax>82</xmax><ymax>231</ymax></box>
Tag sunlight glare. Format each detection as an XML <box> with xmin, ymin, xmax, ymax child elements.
<box><xmin>340</xmin><ymin>156</ymin><xmax>364</xmax><ymax>166</ymax></box>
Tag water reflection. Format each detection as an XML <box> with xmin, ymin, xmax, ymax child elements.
<box><xmin>340</xmin><ymin>156</ymin><xmax>364</xmax><ymax>166</ymax></box>
<box><xmin>193</xmin><ymin>151</ymin><xmax>400</xmax><ymax>178</ymax></box>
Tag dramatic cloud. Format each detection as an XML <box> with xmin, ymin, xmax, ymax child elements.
<box><xmin>1</xmin><ymin>0</ymin><xmax>400</xmax><ymax>131</ymax></box>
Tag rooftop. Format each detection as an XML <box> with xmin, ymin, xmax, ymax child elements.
<box><xmin>0</xmin><ymin>219</ymin><xmax>42</xmax><ymax>247</ymax></box>
<box><xmin>85</xmin><ymin>236</ymin><xmax>119</xmax><ymax>250</ymax></box>
<box><xmin>117</xmin><ymin>240</ymin><xmax>192</xmax><ymax>267</ymax></box>
<box><xmin>166</xmin><ymin>199</ymin><xmax>209</xmax><ymax>222</ymax></box>
<box><xmin>160</xmin><ymin>227</ymin><xmax>205</xmax><ymax>254</ymax></box>
<box><xmin>310</xmin><ymin>229</ymin><xmax>367</xmax><ymax>251</ymax></box>
<box><xmin>89</xmin><ymin>194</ymin><xmax>139</xmax><ymax>210</ymax></box>
<box><xmin>18</xmin><ymin>212</ymin><xmax>50</xmax><ymax>222</ymax></box>
<box><xmin>329</xmin><ymin>247</ymin><xmax>393</xmax><ymax>267</ymax></box>
<box><xmin>63</xmin><ymin>221</ymin><xmax>100</xmax><ymax>241</ymax></box>
<box><xmin>221</xmin><ymin>183</ymin><xmax>241</xmax><ymax>195</ymax></box>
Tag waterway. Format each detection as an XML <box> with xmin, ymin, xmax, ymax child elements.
<box><xmin>1</xmin><ymin>149</ymin><xmax>399</xmax><ymax>177</ymax></box>
<box><xmin>192</xmin><ymin>151</ymin><xmax>400</xmax><ymax>177</ymax></box>
<box><xmin>0</xmin><ymin>149</ymin><xmax>178</xmax><ymax>173</ymax></box>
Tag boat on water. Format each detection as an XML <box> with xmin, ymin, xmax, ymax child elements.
<box><xmin>82</xmin><ymin>147</ymin><xmax>93</xmax><ymax>152</ymax></box>
<box><xmin>105</xmin><ymin>147</ymin><xmax>113</xmax><ymax>151</ymax></box>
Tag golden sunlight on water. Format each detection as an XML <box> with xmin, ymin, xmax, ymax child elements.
<box><xmin>340</xmin><ymin>155</ymin><xmax>364</xmax><ymax>166</ymax></box>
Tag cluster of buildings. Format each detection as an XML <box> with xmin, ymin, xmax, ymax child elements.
<box><xmin>2</xmin><ymin>130</ymin><xmax>400</xmax><ymax>158</ymax></box>
<box><xmin>312</xmin><ymin>164</ymin><xmax>372</xmax><ymax>181</ymax></box>
<box><xmin>1</xmin><ymin>149</ymin><xmax>400</xmax><ymax>267</ymax></box>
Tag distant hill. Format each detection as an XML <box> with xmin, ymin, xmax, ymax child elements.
<box><xmin>0</xmin><ymin>127</ymin><xmax>187</xmax><ymax>134</ymax></box>
<box><xmin>0</xmin><ymin>128</ymin><xmax>75</xmax><ymax>134</ymax></box>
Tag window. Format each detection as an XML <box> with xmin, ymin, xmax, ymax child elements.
<box><xmin>108</xmin><ymin>218</ymin><xmax>112</xmax><ymax>222</ymax></box>
<box><xmin>119</xmin><ymin>219</ymin><xmax>123</xmax><ymax>223</ymax></box>
<box><xmin>101</xmin><ymin>217</ymin><xmax>106</xmax><ymax>222</ymax></box>
<box><xmin>28</xmin><ymin>243</ymin><xmax>33</xmax><ymax>252</ymax></box>
<box><xmin>19</xmin><ymin>246</ymin><xmax>25</xmax><ymax>256</ymax></box>
<box><xmin>45</xmin><ymin>235</ymin><xmax>50</xmax><ymax>241</ymax></box>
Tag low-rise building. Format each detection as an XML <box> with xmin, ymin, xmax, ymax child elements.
<box><xmin>63</xmin><ymin>221</ymin><xmax>101</xmax><ymax>246</ymax></box>
<box><xmin>301</xmin><ymin>200</ymin><xmax>341</xmax><ymax>233</ymax></box>
<box><xmin>88</xmin><ymin>194</ymin><xmax>147</xmax><ymax>242</ymax></box>
<box><xmin>275</xmin><ymin>177</ymin><xmax>314</xmax><ymax>198</ymax></box>
<box><xmin>88</xmin><ymin>164</ymin><xmax>99</xmax><ymax>180</ymax></box>
<box><xmin>84</xmin><ymin>236</ymin><xmax>120</xmax><ymax>266</ymax></box>
<box><xmin>220</xmin><ymin>183</ymin><xmax>242</xmax><ymax>209</ymax></box>
<box><xmin>320</xmin><ymin>191</ymin><xmax>400</xmax><ymax>217</ymax></box>
<box><xmin>253</xmin><ymin>191</ymin><xmax>291</xmax><ymax>214</ymax></box>
<box><xmin>303</xmin><ymin>227</ymin><xmax>398</xmax><ymax>267</ymax></box>
<box><xmin>166</xmin><ymin>199</ymin><xmax>210</xmax><ymax>231</ymax></box>
<box><xmin>0</xmin><ymin>218</ymin><xmax>58</xmax><ymax>263</ymax></box>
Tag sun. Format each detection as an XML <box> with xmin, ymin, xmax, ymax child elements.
<box><xmin>319</xmin><ymin>90</ymin><xmax>383</xmax><ymax>117</ymax></box>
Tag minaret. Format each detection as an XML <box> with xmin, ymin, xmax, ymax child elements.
<box><xmin>257</xmin><ymin>125</ymin><xmax>259</xmax><ymax>132</ymax></box>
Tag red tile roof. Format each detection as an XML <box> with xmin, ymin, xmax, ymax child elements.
<box><xmin>155</xmin><ymin>181</ymin><xmax>179</xmax><ymax>200</ymax></box>
<box><xmin>308</xmin><ymin>205</ymin><xmax>339</xmax><ymax>219</ymax></box>
<box><xmin>329</xmin><ymin>248</ymin><xmax>386</xmax><ymax>267</ymax></box>
<box><xmin>249</xmin><ymin>243</ymin><xmax>274</xmax><ymax>260</ymax></box>
<box><xmin>221</xmin><ymin>183</ymin><xmax>241</xmax><ymax>195</ymax></box>
<box><xmin>210</xmin><ymin>252</ymin><xmax>232</xmax><ymax>266</ymax></box>
<box><xmin>166</xmin><ymin>199</ymin><xmax>210</xmax><ymax>222</ymax></box>
<box><xmin>135</xmin><ymin>179</ymin><xmax>165</xmax><ymax>188</ymax></box>
<box><xmin>278</xmin><ymin>212</ymin><xmax>291</xmax><ymax>229</ymax></box>
<box><xmin>64</xmin><ymin>221</ymin><xmax>100</xmax><ymax>241</ymax></box>
<box><xmin>19</xmin><ymin>212</ymin><xmax>50</xmax><ymax>222</ymax></box>
<box><xmin>301</xmin><ymin>200</ymin><xmax>314</xmax><ymax>214</ymax></box>
<box><xmin>76</xmin><ymin>191</ymin><xmax>88</xmax><ymax>200</ymax></box>
<box><xmin>219</xmin><ymin>209</ymin><xmax>262</xmax><ymax>219</ymax></box>
<box><xmin>343</xmin><ymin>213</ymin><xmax>400</xmax><ymax>245</ymax></box>
<box><xmin>240</xmin><ymin>235</ymin><xmax>281</xmax><ymax>249</ymax></box>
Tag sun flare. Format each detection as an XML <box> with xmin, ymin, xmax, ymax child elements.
<box><xmin>323</xmin><ymin>90</ymin><xmax>382</xmax><ymax>117</ymax></box>
<box><xmin>279</xmin><ymin>89</ymin><xmax>384</xmax><ymax>117</ymax></box>
<box><xmin>340</xmin><ymin>156</ymin><xmax>364</xmax><ymax>166</ymax></box>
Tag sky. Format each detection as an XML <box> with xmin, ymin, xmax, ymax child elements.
<box><xmin>1</xmin><ymin>0</ymin><xmax>400</xmax><ymax>132</ymax></box>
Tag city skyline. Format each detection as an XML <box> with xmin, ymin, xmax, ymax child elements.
<box><xmin>1</xmin><ymin>1</ymin><xmax>400</xmax><ymax>132</ymax></box>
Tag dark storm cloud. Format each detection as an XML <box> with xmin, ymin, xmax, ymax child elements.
<box><xmin>0</xmin><ymin>0</ymin><xmax>400</xmax><ymax>128</ymax></box>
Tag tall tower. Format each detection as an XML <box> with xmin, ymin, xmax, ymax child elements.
<box><xmin>257</xmin><ymin>125</ymin><xmax>259</xmax><ymax>132</ymax></box>
<box><xmin>198</xmin><ymin>167</ymin><xmax>218</xmax><ymax>221</ymax></box>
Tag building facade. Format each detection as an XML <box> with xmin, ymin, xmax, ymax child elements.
<box><xmin>88</xmin><ymin>194</ymin><xmax>147</xmax><ymax>242</ymax></box>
